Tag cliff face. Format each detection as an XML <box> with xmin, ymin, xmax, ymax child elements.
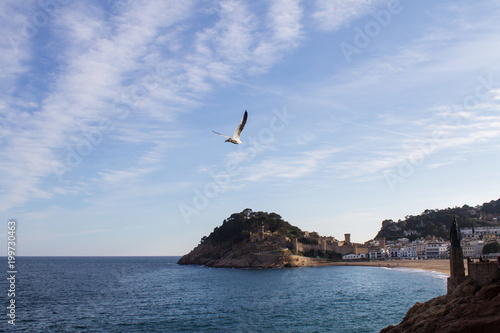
<box><xmin>380</xmin><ymin>278</ymin><xmax>500</xmax><ymax>333</ymax></box>
<box><xmin>178</xmin><ymin>239</ymin><xmax>290</xmax><ymax>268</ymax></box>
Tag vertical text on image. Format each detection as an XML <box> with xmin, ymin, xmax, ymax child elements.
<box><xmin>6</xmin><ymin>219</ymin><xmax>17</xmax><ymax>326</ymax></box>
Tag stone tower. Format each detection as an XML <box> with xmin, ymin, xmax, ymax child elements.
<box><xmin>447</xmin><ymin>216</ymin><xmax>467</xmax><ymax>294</ymax></box>
<box><xmin>258</xmin><ymin>223</ymin><xmax>265</xmax><ymax>241</ymax></box>
<box><xmin>378</xmin><ymin>237</ymin><xmax>386</xmax><ymax>249</ymax></box>
<box><xmin>344</xmin><ymin>233</ymin><xmax>351</xmax><ymax>244</ymax></box>
<box><xmin>321</xmin><ymin>239</ymin><xmax>327</xmax><ymax>254</ymax></box>
<box><xmin>293</xmin><ymin>237</ymin><xmax>299</xmax><ymax>253</ymax></box>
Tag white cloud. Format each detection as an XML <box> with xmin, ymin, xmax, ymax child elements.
<box><xmin>241</xmin><ymin>147</ymin><xmax>339</xmax><ymax>182</ymax></box>
<box><xmin>0</xmin><ymin>2</ymin><xmax>34</xmax><ymax>86</ymax></box>
<box><xmin>0</xmin><ymin>1</ymin><xmax>308</xmax><ymax>212</ymax></box>
<box><xmin>330</xmin><ymin>99</ymin><xmax>500</xmax><ymax>180</ymax></box>
<box><xmin>187</xmin><ymin>0</ymin><xmax>303</xmax><ymax>78</ymax></box>
<box><xmin>251</xmin><ymin>0</ymin><xmax>303</xmax><ymax>73</ymax></box>
<box><xmin>312</xmin><ymin>0</ymin><xmax>383</xmax><ymax>32</ymax></box>
<box><xmin>0</xmin><ymin>2</ymin><xmax>195</xmax><ymax>212</ymax></box>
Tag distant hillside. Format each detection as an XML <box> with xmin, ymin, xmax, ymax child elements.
<box><xmin>375</xmin><ymin>198</ymin><xmax>500</xmax><ymax>241</ymax></box>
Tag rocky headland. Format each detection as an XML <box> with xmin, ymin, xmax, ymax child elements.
<box><xmin>178</xmin><ymin>209</ymin><xmax>318</xmax><ymax>268</ymax></box>
<box><xmin>177</xmin><ymin>237</ymin><xmax>295</xmax><ymax>268</ymax></box>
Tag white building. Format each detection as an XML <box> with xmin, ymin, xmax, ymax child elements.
<box><xmin>425</xmin><ymin>243</ymin><xmax>449</xmax><ymax>259</ymax></box>
<box><xmin>369</xmin><ymin>248</ymin><xmax>385</xmax><ymax>260</ymax></box>
<box><xmin>473</xmin><ymin>243</ymin><xmax>485</xmax><ymax>257</ymax></box>
<box><xmin>342</xmin><ymin>253</ymin><xmax>366</xmax><ymax>260</ymax></box>
<box><xmin>462</xmin><ymin>227</ymin><xmax>500</xmax><ymax>238</ymax></box>
<box><xmin>399</xmin><ymin>245</ymin><xmax>417</xmax><ymax>258</ymax></box>
<box><xmin>462</xmin><ymin>240</ymin><xmax>485</xmax><ymax>258</ymax></box>
<box><xmin>386</xmin><ymin>245</ymin><xmax>418</xmax><ymax>258</ymax></box>
<box><xmin>387</xmin><ymin>247</ymin><xmax>400</xmax><ymax>258</ymax></box>
<box><xmin>463</xmin><ymin>244</ymin><xmax>475</xmax><ymax>258</ymax></box>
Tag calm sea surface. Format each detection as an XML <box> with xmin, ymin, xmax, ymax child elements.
<box><xmin>2</xmin><ymin>257</ymin><xmax>447</xmax><ymax>332</ymax></box>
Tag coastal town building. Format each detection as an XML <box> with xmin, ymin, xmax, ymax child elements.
<box><xmin>461</xmin><ymin>226</ymin><xmax>500</xmax><ymax>238</ymax></box>
<box><xmin>368</xmin><ymin>248</ymin><xmax>385</xmax><ymax>260</ymax></box>
<box><xmin>249</xmin><ymin>218</ymin><xmax>498</xmax><ymax>264</ymax></box>
<box><xmin>461</xmin><ymin>241</ymin><xmax>485</xmax><ymax>258</ymax></box>
<box><xmin>425</xmin><ymin>243</ymin><xmax>449</xmax><ymax>259</ymax></box>
<box><xmin>342</xmin><ymin>253</ymin><xmax>367</xmax><ymax>260</ymax></box>
<box><xmin>370</xmin><ymin>228</ymin><xmax>498</xmax><ymax>261</ymax></box>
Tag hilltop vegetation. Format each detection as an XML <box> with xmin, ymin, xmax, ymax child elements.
<box><xmin>375</xmin><ymin>198</ymin><xmax>500</xmax><ymax>241</ymax></box>
<box><xmin>202</xmin><ymin>208</ymin><xmax>302</xmax><ymax>244</ymax></box>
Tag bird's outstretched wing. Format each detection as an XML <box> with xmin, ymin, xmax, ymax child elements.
<box><xmin>233</xmin><ymin>110</ymin><xmax>248</xmax><ymax>140</ymax></box>
<box><xmin>212</xmin><ymin>130</ymin><xmax>231</xmax><ymax>140</ymax></box>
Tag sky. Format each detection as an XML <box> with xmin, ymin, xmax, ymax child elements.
<box><xmin>1</xmin><ymin>0</ymin><xmax>500</xmax><ymax>256</ymax></box>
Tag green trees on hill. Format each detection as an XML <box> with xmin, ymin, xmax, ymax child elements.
<box><xmin>204</xmin><ymin>209</ymin><xmax>302</xmax><ymax>244</ymax></box>
<box><xmin>482</xmin><ymin>199</ymin><xmax>500</xmax><ymax>215</ymax></box>
<box><xmin>375</xmin><ymin>199</ymin><xmax>500</xmax><ymax>241</ymax></box>
<box><xmin>483</xmin><ymin>242</ymin><xmax>500</xmax><ymax>254</ymax></box>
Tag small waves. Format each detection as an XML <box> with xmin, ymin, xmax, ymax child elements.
<box><xmin>391</xmin><ymin>267</ymin><xmax>449</xmax><ymax>282</ymax></box>
<box><xmin>5</xmin><ymin>257</ymin><xmax>447</xmax><ymax>332</ymax></box>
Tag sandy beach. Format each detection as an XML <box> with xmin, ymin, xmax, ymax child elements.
<box><xmin>313</xmin><ymin>259</ymin><xmax>453</xmax><ymax>275</ymax></box>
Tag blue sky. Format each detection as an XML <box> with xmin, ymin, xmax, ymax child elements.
<box><xmin>1</xmin><ymin>0</ymin><xmax>500</xmax><ymax>256</ymax></box>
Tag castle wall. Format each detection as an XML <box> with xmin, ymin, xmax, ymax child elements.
<box><xmin>302</xmin><ymin>243</ymin><xmax>321</xmax><ymax>253</ymax></box>
<box><xmin>355</xmin><ymin>246</ymin><xmax>370</xmax><ymax>255</ymax></box>
<box><xmin>291</xmin><ymin>236</ymin><xmax>369</xmax><ymax>257</ymax></box>
<box><xmin>468</xmin><ymin>261</ymin><xmax>500</xmax><ymax>286</ymax></box>
<box><xmin>254</xmin><ymin>253</ymin><xmax>281</xmax><ymax>265</ymax></box>
<box><xmin>336</xmin><ymin>244</ymin><xmax>355</xmax><ymax>255</ymax></box>
<box><xmin>448</xmin><ymin>257</ymin><xmax>500</xmax><ymax>294</ymax></box>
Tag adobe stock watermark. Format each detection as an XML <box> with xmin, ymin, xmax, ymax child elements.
<box><xmin>9</xmin><ymin>0</ymin><xmax>70</xmax><ymax>56</ymax></box>
<box><xmin>339</xmin><ymin>0</ymin><xmax>407</xmax><ymax>64</ymax></box>
<box><xmin>178</xmin><ymin>108</ymin><xmax>296</xmax><ymax>224</ymax></box>
<box><xmin>384</xmin><ymin>74</ymin><xmax>500</xmax><ymax>191</ymax></box>
<box><xmin>51</xmin><ymin>65</ymin><xmax>161</xmax><ymax>181</ymax></box>
<box><xmin>6</xmin><ymin>220</ymin><xmax>18</xmax><ymax>326</ymax></box>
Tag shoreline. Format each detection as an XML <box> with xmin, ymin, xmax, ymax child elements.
<box><xmin>311</xmin><ymin>259</ymin><xmax>452</xmax><ymax>275</ymax></box>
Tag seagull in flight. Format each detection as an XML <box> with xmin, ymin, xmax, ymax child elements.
<box><xmin>212</xmin><ymin>110</ymin><xmax>248</xmax><ymax>144</ymax></box>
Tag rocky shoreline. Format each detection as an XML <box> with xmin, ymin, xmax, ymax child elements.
<box><xmin>178</xmin><ymin>239</ymin><xmax>314</xmax><ymax>268</ymax></box>
<box><xmin>380</xmin><ymin>277</ymin><xmax>500</xmax><ymax>333</ymax></box>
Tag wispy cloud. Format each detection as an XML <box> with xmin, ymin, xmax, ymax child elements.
<box><xmin>330</xmin><ymin>93</ymin><xmax>500</xmax><ymax>180</ymax></box>
<box><xmin>186</xmin><ymin>0</ymin><xmax>303</xmax><ymax>78</ymax></box>
<box><xmin>0</xmin><ymin>2</ymin><xmax>34</xmax><ymax>86</ymax></box>
<box><xmin>251</xmin><ymin>0</ymin><xmax>303</xmax><ymax>73</ymax></box>
<box><xmin>312</xmin><ymin>0</ymin><xmax>383</xmax><ymax>32</ymax></box>
<box><xmin>0</xmin><ymin>1</ymin><xmax>307</xmax><ymax>212</ymax></box>
<box><xmin>0</xmin><ymin>2</ymin><xmax>195</xmax><ymax>211</ymax></box>
<box><xmin>241</xmin><ymin>147</ymin><xmax>339</xmax><ymax>182</ymax></box>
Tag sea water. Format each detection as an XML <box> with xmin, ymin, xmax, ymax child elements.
<box><xmin>1</xmin><ymin>257</ymin><xmax>447</xmax><ymax>332</ymax></box>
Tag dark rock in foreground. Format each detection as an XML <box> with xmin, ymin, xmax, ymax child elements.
<box><xmin>380</xmin><ymin>278</ymin><xmax>500</xmax><ymax>333</ymax></box>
